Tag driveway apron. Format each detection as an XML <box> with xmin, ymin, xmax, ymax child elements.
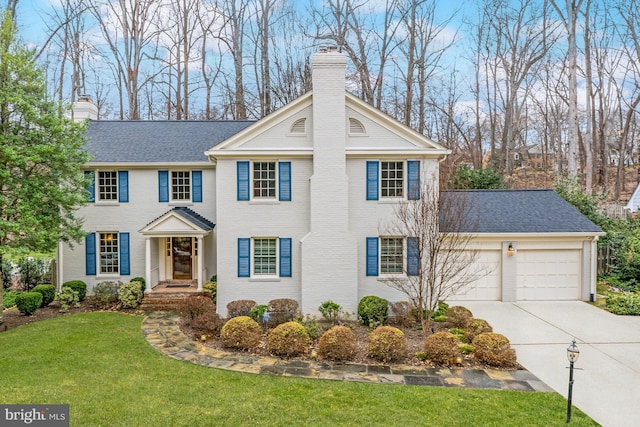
<box><xmin>460</xmin><ymin>301</ymin><xmax>640</xmax><ymax>427</ymax></box>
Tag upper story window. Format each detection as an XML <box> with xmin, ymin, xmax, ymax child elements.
<box><xmin>253</xmin><ymin>162</ymin><xmax>276</xmax><ymax>198</ymax></box>
<box><xmin>381</xmin><ymin>161</ymin><xmax>404</xmax><ymax>198</ymax></box>
<box><xmin>172</xmin><ymin>171</ymin><xmax>191</xmax><ymax>201</ymax></box>
<box><xmin>367</xmin><ymin>160</ymin><xmax>420</xmax><ymax>201</ymax></box>
<box><xmin>86</xmin><ymin>170</ymin><xmax>129</xmax><ymax>203</ymax></box>
<box><xmin>98</xmin><ymin>171</ymin><xmax>118</xmax><ymax>201</ymax></box>
<box><xmin>237</xmin><ymin>161</ymin><xmax>291</xmax><ymax>202</ymax></box>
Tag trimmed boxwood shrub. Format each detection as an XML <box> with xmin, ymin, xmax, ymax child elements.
<box><xmin>59</xmin><ymin>286</ymin><xmax>80</xmax><ymax>313</ymax></box>
<box><xmin>117</xmin><ymin>281</ymin><xmax>144</xmax><ymax>309</ymax></box>
<box><xmin>358</xmin><ymin>295</ymin><xmax>389</xmax><ymax>327</ymax></box>
<box><xmin>318</xmin><ymin>325</ymin><xmax>356</xmax><ymax>361</ymax></box>
<box><xmin>424</xmin><ymin>331</ymin><xmax>461</xmax><ymax>365</ymax></box>
<box><xmin>366</xmin><ymin>326</ymin><xmax>406</xmax><ymax>362</ymax></box>
<box><xmin>180</xmin><ymin>295</ymin><xmax>215</xmax><ymax>321</ymax></box>
<box><xmin>267</xmin><ymin>321</ymin><xmax>310</xmax><ymax>357</ymax></box>
<box><xmin>472</xmin><ymin>332</ymin><xmax>517</xmax><ymax>368</ymax></box>
<box><xmin>33</xmin><ymin>284</ymin><xmax>56</xmax><ymax>307</ymax></box>
<box><xmin>220</xmin><ymin>316</ymin><xmax>262</xmax><ymax>350</ymax></box>
<box><xmin>464</xmin><ymin>318</ymin><xmax>493</xmax><ymax>342</ymax></box>
<box><xmin>445</xmin><ymin>306</ymin><xmax>473</xmax><ymax>328</ymax></box>
<box><xmin>62</xmin><ymin>280</ymin><xmax>87</xmax><ymax>301</ymax></box>
<box><xmin>226</xmin><ymin>299</ymin><xmax>257</xmax><ymax>318</ymax></box>
<box><xmin>15</xmin><ymin>292</ymin><xmax>42</xmax><ymax>315</ymax></box>
<box><xmin>130</xmin><ymin>277</ymin><xmax>146</xmax><ymax>294</ymax></box>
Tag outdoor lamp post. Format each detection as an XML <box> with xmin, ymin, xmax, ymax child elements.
<box><xmin>566</xmin><ymin>339</ymin><xmax>580</xmax><ymax>423</ymax></box>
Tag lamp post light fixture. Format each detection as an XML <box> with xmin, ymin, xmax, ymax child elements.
<box><xmin>566</xmin><ymin>339</ymin><xmax>580</xmax><ymax>423</ymax></box>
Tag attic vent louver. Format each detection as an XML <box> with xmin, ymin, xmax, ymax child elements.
<box><xmin>290</xmin><ymin>118</ymin><xmax>306</xmax><ymax>134</ymax></box>
<box><xmin>349</xmin><ymin>118</ymin><xmax>366</xmax><ymax>134</ymax></box>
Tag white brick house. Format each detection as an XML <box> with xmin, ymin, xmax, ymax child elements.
<box><xmin>58</xmin><ymin>49</ymin><xmax>604</xmax><ymax>315</ymax></box>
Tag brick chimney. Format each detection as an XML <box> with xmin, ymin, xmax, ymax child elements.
<box><xmin>72</xmin><ymin>95</ymin><xmax>98</xmax><ymax>122</ymax></box>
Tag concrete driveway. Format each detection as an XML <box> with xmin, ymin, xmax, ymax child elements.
<box><xmin>459</xmin><ymin>301</ymin><xmax>640</xmax><ymax>427</ymax></box>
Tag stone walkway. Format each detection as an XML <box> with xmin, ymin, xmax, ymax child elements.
<box><xmin>142</xmin><ymin>311</ymin><xmax>553</xmax><ymax>392</ymax></box>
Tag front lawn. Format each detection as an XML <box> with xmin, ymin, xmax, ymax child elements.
<box><xmin>0</xmin><ymin>313</ymin><xmax>597</xmax><ymax>426</ymax></box>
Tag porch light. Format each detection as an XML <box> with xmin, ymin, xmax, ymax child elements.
<box><xmin>566</xmin><ymin>339</ymin><xmax>580</xmax><ymax>423</ymax></box>
<box><xmin>506</xmin><ymin>243</ymin><xmax>516</xmax><ymax>256</ymax></box>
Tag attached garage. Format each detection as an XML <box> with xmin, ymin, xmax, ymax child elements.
<box><xmin>444</xmin><ymin>189</ymin><xmax>604</xmax><ymax>303</ymax></box>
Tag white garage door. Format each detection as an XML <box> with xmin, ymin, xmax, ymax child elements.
<box><xmin>449</xmin><ymin>250</ymin><xmax>501</xmax><ymax>301</ymax></box>
<box><xmin>516</xmin><ymin>250</ymin><xmax>581</xmax><ymax>300</ymax></box>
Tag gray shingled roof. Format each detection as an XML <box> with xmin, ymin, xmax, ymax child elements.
<box><xmin>85</xmin><ymin>120</ymin><xmax>254</xmax><ymax>163</ymax></box>
<box><xmin>145</xmin><ymin>207</ymin><xmax>215</xmax><ymax>231</ymax></box>
<box><xmin>440</xmin><ymin>189</ymin><xmax>604</xmax><ymax>234</ymax></box>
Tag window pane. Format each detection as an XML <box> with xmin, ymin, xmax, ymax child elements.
<box><xmin>98</xmin><ymin>171</ymin><xmax>118</xmax><ymax>201</ymax></box>
<box><xmin>253</xmin><ymin>162</ymin><xmax>276</xmax><ymax>198</ymax></box>
<box><xmin>381</xmin><ymin>162</ymin><xmax>403</xmax><ymax>197</ymax></box>
<box><xmin>380</xmin><ymin>237</ymin><xmax>403</xmax><ymax>274</ymax></box>
<box><xmin>171</xmin><ymin>171</ymin><xmax>191</xmax><ymax>200</ymax></box>
<box><xmin>99</xmin><ymin>232</ymin><xmax>119</xmax><ymax>274</ymax></box>
<box><xmin>254</xmin><ymin>238</ymin><xmax>277</xmax><ymax>275</ymax></box>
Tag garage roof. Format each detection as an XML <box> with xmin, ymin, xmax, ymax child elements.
<box><xmin>85</xmin><ymin>120</ymin><xmax>254</xmax><ymax>163</ymax></box>
<box><xmin>441</xmin><ymin>189</ymin><xmax>604</xmax><ymax>234</ymax></box>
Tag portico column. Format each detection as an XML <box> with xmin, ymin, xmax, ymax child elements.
<box><xmin>197</xmin><ymin>236</ymin><xmax>203</xmax><ymax>292</ymax></box>
<box><xmin>145</xmin><ymin>237</ymin><xmax>152</xmax><ymax>293</ymax></box>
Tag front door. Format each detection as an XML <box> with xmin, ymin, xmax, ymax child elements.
<box><xmin>172</xmin><ymin>237</ymin><xmax>192</xmax><ymax>280</ymax></box>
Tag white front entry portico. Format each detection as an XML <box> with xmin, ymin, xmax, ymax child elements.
<box><xmin>139</xmin><ymin>207</ymin><xmax>215</xmax><ymax>292</ymax></box>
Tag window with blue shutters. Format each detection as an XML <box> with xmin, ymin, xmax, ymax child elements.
<box><xmin>237</xmin><ymin>161</ymin><xmax>292</xmax><ymax>201</ymax></box>
<box><xmin>366</xmin><ymin>160</ymin><xmax>421</xmax><ymax>201</ymax></box>
<box><xmin>86</xmin><ymin>231</ymin><xmax>130</xmax><ymax>276</ymax></box>
<box><xmin>238</xmin><ymin>237</ymin><xmax>292</xmax><ymax>278</ymax></box>
<box><xmin>367</xmin><ymin>236</ymin><xmax>418</xmax><ymax>276</ymax></box>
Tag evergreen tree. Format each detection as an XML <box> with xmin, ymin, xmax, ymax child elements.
<box><xmin>0</xmin><ymin>11</ymin><xmax>90</xmax><ymax>323</ymax></box>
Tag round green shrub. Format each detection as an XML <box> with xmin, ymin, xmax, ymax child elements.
<box><xmin>472</xmin><ymin>332</ymin><xmax>517</xmax><ymax>368</ymax></box>
<box><xmin>366</xmin><ymin>325</ymin><xmax>406</xmax><ymax>362</ymax></box>
<box><xmin>445</xmin><ymin>306</ymin><xmax>473</xmax><ymax>328</ymax></box>
<box><xmin>62</xmin><ymin>280</ymin><xmax>87</xmax><ymax>301</ymax></box>
<box><xmin>15</xmin><ymin>292</ymin><xmax>43</xmax><ymax>315</ymax></box>
<box><xmin>117</xmin><ymin>281</ymin><xmax>144</xmax><ymax>309</ymax></box>
<box><xmin>318</xmin><ymin>325</ymin><xmax>356</xmax><ymax>361</ymax></box>
<box><xmin>267</xmin><ymin>321</ymin><xmax>310</xmax><ymax>357</ymax></box>
<box><xmin>220</xmin><ymin>316</ymin><xmax>262</xmax><ymax>350</ymax></box>
<box><xmin>358</xmin><ymin>295</ymin><xmax>389</xmax><ymax>327</ymax></box>
<box><xmin>226</xmin><ymin>300</ymin><xmax>257</xmax><ymax>318</ymax></box>
<box><xmin>424</xmin><ymin>331</ymin><xmax>461</xmax><ymax>365</ymax></box>
<box><xmin>318</xmin><ymin>300</ymin><xmax>342</xmax><ymax>324</ymax></box>
<box><xmin>464</xmin><ymin>318</ymin><xmax>493</xmax><ymax>342</ymax></box>
<box><xmin>32</xmin><ymin>284</ymin><xmax>56</xmax><ymax>307</ymax></box>
<box><xmin>131</xmin><ymin>277</ymin><xmax>146</xmax><ymax>294</ymax></box>
<box><xmin>189</xmin><ymin>312</ymin><xmax>224</xmax><ymax>338</ymax></box>
<box><xmin>59</xmin><ymin>286</ymin><xmax>80</xmax><ymax>313</ymax></box>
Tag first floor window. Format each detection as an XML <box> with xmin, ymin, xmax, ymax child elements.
<box><xmin>380</xmin><ymin>237</ymin><xmax>403</xmax><ymax>274</ymax></box>
<box><xmin>98</xmin><ymin>171</ymin><xmax>118</xmax><ymax>201</ymax></box>
<box><xmin>253</xmin><ymin>162</ymin><xmax>276</xmax><ymax>198</ymax></box>
<box><xmin>99</xmin><ymin>232</ymin><xmax>119</xmax><ymax>274</ymax></box>
<box><xmin>254</xmin><ymin>238</ymin><xmax>277</xmax><ymax>275</ymax></box>
<box><xmin>172</xmin><ymin>171</ymin><xmax>191</xmax><ymax>201</ymax></box>
<box><xmin>381</xmin><ymin>161</ymin><xmax>404</xmax><ymax>197</ymax></box>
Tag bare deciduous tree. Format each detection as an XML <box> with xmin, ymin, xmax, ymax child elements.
<box><xmin>380</xmin><ymin>176</ymin><xmax>490</xmax><ymax>338</ymax></box>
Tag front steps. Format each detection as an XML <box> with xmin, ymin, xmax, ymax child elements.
<box><xmin>140</xmin><ymin>291</ymin><xmax>208</xmax><ymax>311</ymax></box>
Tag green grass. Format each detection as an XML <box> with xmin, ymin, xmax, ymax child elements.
<box><xmin>0</xmin><ymin>313</ymin><xmax>598</xmax><ymax>427</ymax></box>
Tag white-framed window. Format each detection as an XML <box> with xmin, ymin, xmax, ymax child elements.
<box><xmin>380</xmin><ymin>237</ymin><xmax>404</xmax><ymax>274</ymax></box>
<box><xmin>99</xmin><ymin>232</ymin><xmax>119</xmax><ymax>274</ymax></box>
<box><xmin>253</xmin><ymin>162</ymin><xmax>276</xmax><ymax>198</ymax></box>
<box><xmin>97</xmin><ymin>171</ymin><xmax>118</xmax><ymax>201</ymax></box>
<box><xmin>171</xmin><ymin>171</ymin><xmax>191</xmax><ymax>201</ymax></box>
<box><xmin>381</xmin><ymin>161</ymin><xmax>404</xmax><ymax>198</ymax></box>
<box><xmin>253</xmin><ymin>238</ymin><xmax>277</xmax><ymax>275</ymax></box>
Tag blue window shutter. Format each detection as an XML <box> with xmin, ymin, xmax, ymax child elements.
<box><xmin>192</xmin><ymin>170</ymin><xmax>202</xmax><ymax>202</ymax></box>
<box><xmin>158</xmin><ymin>171</ymin><xmax>169</xmax><ymax>202</ymax></box>
<box><xmin>85</xmin><ymin>233</ymin><xmax>96</xmax><ymax>275</ymax></box>
<box><xmin>238</xmin><ymin>238</ymin><xmax>250</xmax><ymax>277</ymax></box>
<box><xmin>118</xmin><ymin>171</ymin><xmax>129</xmax><ymax>202</ymax></box>
<box><xmin>85</xmin><ymin>171</ymin><xmax>95</xmax><ymax>202</ymax></box>
<box><xmin>237</xmin><ymin>161</ymin><xmax>250</xmax><ymax>201</ymax></box>
<box><xmin>407</xmin><ymin>237</ymin><xmax>419</xmax><ymax>276</ymax></box>
<box><xmin>279</xmin><ymin>162</ymin><xmax>291</xmax><ymax>201</ymax></box>
<box><xmin>407</xmin><ymin>160</ymin><xmax>420</xmax><ymax>200</ymax></box>
<box><xmin>120</xmin><ymin>232</ymin><xmax>130</xmax><ymax>275</ymax></box>
<box><xmin>366</xmin><ymin>161</ymin><xmax>379</xmax><ymax>200</ymax></box>
<box><xmin>279</xmin><ymin>238</ymin><xmax>292</xmax><ymax>277</ymax></box>
<box><xmin>366</xmin><ymin>237</ymin><xmax>379</xmax><ymax>276</ymax></box>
